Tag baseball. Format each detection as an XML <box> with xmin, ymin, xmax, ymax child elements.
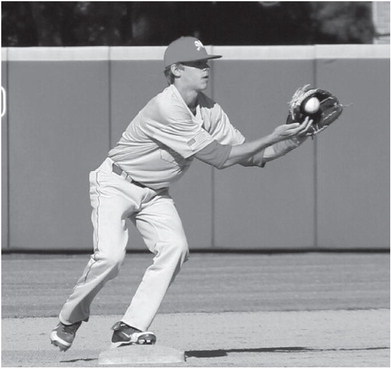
<box><xmin>303</xmin><ymin>97</ymin><xmax>320</xmax><ymax>114</ymax></box>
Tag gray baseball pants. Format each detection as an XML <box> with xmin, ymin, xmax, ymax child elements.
<box><xmin>58</xmin><ymin>158</ymin><xmax>189</xmax><ymax>331</ymax></box>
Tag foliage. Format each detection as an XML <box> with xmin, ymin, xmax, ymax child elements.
<box><xmin>1</xmin><ymin>2</ymin><xmax>375</xmax><ymax>47</ymax></box>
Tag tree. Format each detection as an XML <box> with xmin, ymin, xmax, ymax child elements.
<box><xmin>1</xmin><ymin>2</ymin><xmax>375</xmax><ymax>47</ymax></box>
<box><xmin>309</xmin><ymin>2</ymin><xmax>374</xmax><ymax>43</ymax></box>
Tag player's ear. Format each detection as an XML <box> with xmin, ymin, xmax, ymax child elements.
<box><xmin>170</xmin><ymin>63</ymin><xmax>183</xmax><ymax>78</ymax></box>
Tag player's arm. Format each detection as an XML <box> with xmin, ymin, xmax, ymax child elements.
<box><xmin>239</xmin><ymin>117</ymin><xmax>313</xmax><ymax>167</ymax></box>
<box><xmin>195</xmin><ymin>118</ymin><xmax>310</xmax><ymax>169</ymax></box>
<box><xmin>239</xmin><ymin>136</ymin><xmax>303</xmax><ymax>167</ymax></box>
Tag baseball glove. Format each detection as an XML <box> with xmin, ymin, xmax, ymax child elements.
<box><xmin>287</xmin><ymin>84</ymin><xmax>343</xmax><ymax>136</ymax></box>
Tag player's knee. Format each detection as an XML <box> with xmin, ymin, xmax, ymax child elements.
<box><xmin>97</xmin><ymin>250</ymin><xmax>126</xmax><ymax>271</ymax></box>
<box><xmin>171</xmin><ymin>236</ymin><xmax>189</xmax><ymax>263</ymax></box>
<box><xmin>156</xmin><ymin>236</ymin><xmax>188</xmax><ymax>261</ymax></box>
<box><xmin>181</xmin><ymin>241</ymin><xmax>190</xmax><ymax>263</ymax></box>
<box><xmin>153</xmin><ymin>233</ymin><xmax>189</xmax><ymax>266</ymax></box>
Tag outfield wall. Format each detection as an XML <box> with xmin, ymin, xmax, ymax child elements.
<box><xmin>1</xmin><ymin>45</ymin><xmax>389</xmax><ymax>252</ymax></box>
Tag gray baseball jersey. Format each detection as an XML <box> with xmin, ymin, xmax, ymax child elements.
<box><xmin>108</xmin><ymin>84</ymin><xmax>245</xmax><ymax>189</ymax></box>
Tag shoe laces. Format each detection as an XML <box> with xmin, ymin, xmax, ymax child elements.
<box><xmin>61</xmin><ymin>322</ymin><xmax>80</xmax><ymax>334</ymax></box>
<box><xmin>113</xmin><ymin>321</ymin><xmax>140</xmax><ymax>334</ymax></box>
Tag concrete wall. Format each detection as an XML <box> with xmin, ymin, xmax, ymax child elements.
<box><xmin>2</xmin><ymin>56</ymin><xmax>9</xmax><ymax>252</ymax></box>
<box><xmin>1</xmin><ymin>45</ymin><xmax>389</xmax><ymax>252</ymax></box>
<box><xmin>316</xmin><ymin>54</ymin><xmax>390</xmax><ymax>249</ymax></box>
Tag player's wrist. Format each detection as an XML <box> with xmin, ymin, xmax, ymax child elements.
<box><xmin>288</xmin><ymin>136</ymin><xmax>302</xmax><ymax>146</ymax></box>
<box><xmin>267</xmin><ymin>132</ymin><xmax>284</xmax><ymax>146</ymax></box>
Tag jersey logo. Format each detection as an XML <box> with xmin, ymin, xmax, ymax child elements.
<box><xmin>187</xmin><ymin>130</ymin><xmax>211</xmax><ymax>150</ymax></box>
<box><xmin>194</xmin><ymin>40</ymin><xmax>205</xmax><ymax>51</ymax></box>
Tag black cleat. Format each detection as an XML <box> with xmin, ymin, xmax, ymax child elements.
<box><xmin>50</xmin><ymin>321</ymin><xmax>82</xmax><ymax>351</ymax></box>
<box><xmin>111</xmin><ymin>321</ymin><xmax>157</xmax><ymax>348</ymax></box>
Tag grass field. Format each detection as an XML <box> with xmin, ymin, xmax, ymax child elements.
<box><xmin>1</xmin><ymin>251</ymin><xmax>390</xmax><ymax>366</ymax></box>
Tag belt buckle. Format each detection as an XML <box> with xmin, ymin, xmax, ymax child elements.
<box><xmin>117</xmin><ymin>166</ymin><xmax>132</xmax><ymax>182</ymax></box>
<box><xmin>112</xmin><ymin>163</ymin><xmax>122</xmax><ymax>176</ymax></box>
<box><xmin>112</xmin><ymin>162</ymin><xmax>144</xmax><ymax>187</ymax></box>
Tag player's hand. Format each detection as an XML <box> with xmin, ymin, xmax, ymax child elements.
<box><xmin>296</xmin><ymin>116</ymin><xmax>313</xmax><ymax>137</ymax></box>
<box><xmin>271</xmin><ymin>117</ymin><xmax>312</xmax><ymax>142</ymax></box>
<box><xmin>292</xmin><ymin>116</ymin><xmax>314</xmax><ymax>144</ymax></box>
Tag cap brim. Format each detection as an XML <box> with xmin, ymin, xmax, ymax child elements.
<box><xmin>206</xmin><ymin>55</ymin><xmax>222</xmax><ymax>60</ymax></box>
<box><xmin>179</xmin><ymin>55</ymin><xmax>222</xmax><ymax>63</ymax></box>
<box><xmin>164</xmin><ymin>55</ymin><xmax>222</xmax><ymax>68</ymax></box>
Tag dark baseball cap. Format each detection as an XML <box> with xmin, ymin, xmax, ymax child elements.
<box><xmin>164</xmin><ymin>36</ymin><xmax>222</xmax><ymax>68</ymax></box>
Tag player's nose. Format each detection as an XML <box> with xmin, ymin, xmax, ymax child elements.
<box><xmin>201</xmin><ymin>61</ymin><xmax>210</xmax><ymax>69</ymax></box>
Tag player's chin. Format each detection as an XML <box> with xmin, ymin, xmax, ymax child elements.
<box><xmin>199</xmin><ymin>78</ymin><xmax>209</xmax><ymax>90</ymax></box>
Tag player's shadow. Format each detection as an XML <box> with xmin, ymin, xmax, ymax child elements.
<box><xmin>185</xmin><ymin>346</ymin><xmax>388</xmax><ymax>358</ymax></box>
<box><xmin>186</xmin><ymin>346</ymin><xmax>306</xmax><ymax>358</ymax></box>
<box><xmin>60</xmin><ymin>358</ymin><xmax>97</xmax><ymax>363</ymax></box>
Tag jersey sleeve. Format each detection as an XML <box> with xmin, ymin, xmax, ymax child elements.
<box><xmin>204</xmin><ymin>99</ymin><xmax>246</xmax><ymax>146</ymax></box>
<box><xmin>142</xmin><ymin>100</ymin><xmax>215</xmax><ymax>159</ymax></box>
<box><xmin>194</xmin><ymin>140</ymin><xmax>232</xmax><ymax>169</ymax></box>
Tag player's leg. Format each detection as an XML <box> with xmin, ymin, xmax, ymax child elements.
<box><xmin>51</xmin><ymin>160</ymin><xmax>137</xmax><ymax>350</ymax></box>
<box><xmin>111</xmin><ymin>192</ymin><xmax>189</xmax><ymax>346</ymax></box>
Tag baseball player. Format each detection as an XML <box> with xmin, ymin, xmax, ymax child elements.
<box><xmin>50</xmin><ymin>36</ymin><xmax>313</xmax><ymax>351</ymax></box>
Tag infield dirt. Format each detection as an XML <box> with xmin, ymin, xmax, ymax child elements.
<box><xmin>1</xmin><ymin>252</ymin><xmax>390</xmax><ymax>366</ymax></box>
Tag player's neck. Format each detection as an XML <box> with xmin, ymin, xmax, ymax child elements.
<box><xmin>175</xmin><ymin>85</ymin><xmax>199</xmax><ymax>111</ymax></box>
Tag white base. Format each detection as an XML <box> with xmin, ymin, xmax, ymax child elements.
<box><xmin>98</xmin><ymin>344</ymin><xmax>185</xmax><ymax>365</ymax></box>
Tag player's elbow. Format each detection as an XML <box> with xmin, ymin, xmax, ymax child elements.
<box><xmin>198</xmin><ymin>156</ymin><xmax>230</xmax><ymax>169</ymax></box>
<box><xmin>194</xmin><ymin>141</ymin><xmax>232</xmax><ymax>169</ymax></box>
<box><xmin>217</xmin><ymin>158</ymin><xmax>235</xmax><ymax>169</ymax></box>
<box><xmin>214</xmin><ymin>161</ymin><xmax>228</xmax><ymax>170</ymax></box>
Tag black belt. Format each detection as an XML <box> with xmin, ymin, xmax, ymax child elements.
<box><xmin>112</xmin><ymin>163</ymin><xmax>147</xmax><ymax>188</ymax></box>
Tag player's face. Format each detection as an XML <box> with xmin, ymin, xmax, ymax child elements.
<box><xmin>180</xmin><ymin>60</ymin><xmax>210</xmax><ymax>91</ymax></box>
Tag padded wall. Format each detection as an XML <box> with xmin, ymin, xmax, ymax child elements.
<box><xmin>1</xmin><ymin>50</ymin><xmax>9</xmax><ymax>250</ymax></box>
<box><xmin>213</xmin><ymin>58</ymin><xmax>315</xmax><ymax>249</ymax></box>
<box><xmin>1</xmin><ymin>45</ymin><xmax>389</xmax><ymax>251</ymax></box>
<box><xmin>316</xmin><ymin>57</ymin><xmax>390</xmax><ymax>248</ymax></box>
<box><xmin>5</xmin><ymin>49</ymin><xmax>110</xmax><ymax>250</ymax></box>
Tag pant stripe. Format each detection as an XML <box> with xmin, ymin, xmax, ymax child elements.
<box><xmin>94</xmin><ymin>171</ymin><xmax>102</xmax><ymax>253</ymax></box>
<box><xmin>84</xmin><ymin>171</ymin><xmax>102</xmax><ymax>283</ymax></box>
